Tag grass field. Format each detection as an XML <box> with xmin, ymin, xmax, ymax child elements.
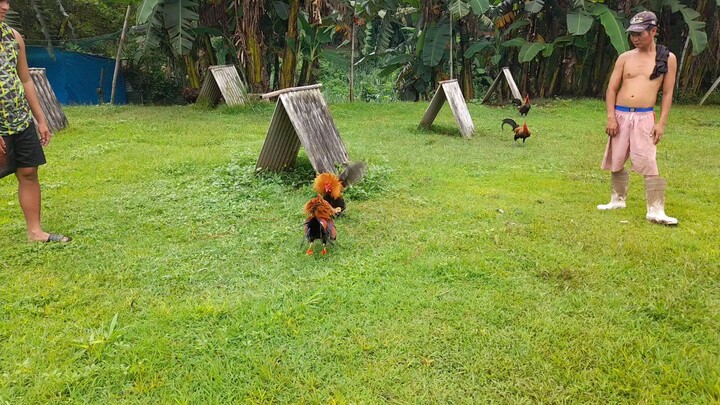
<box><xmin>1</xmin><ymin>99</ymin><xmax>719</xmax><ymax>403</ymax></box>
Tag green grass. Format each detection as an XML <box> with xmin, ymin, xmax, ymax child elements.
<box><xmin>1</xmin><ymin>99</ymin><xmax>719</xmax><ymax>403</ymax></box>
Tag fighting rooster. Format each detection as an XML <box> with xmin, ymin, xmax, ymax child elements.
<box><xmin>502</xmin><ymin>118</ymin><xmax>532</xmax><ymax>145</ymax></box>
<box><xmin>312</xmin><ymin>162</ymin><xmax>366</xmax><ymax>215</ymax></box>
<box><xmin>303</xmin><ymin>196</ymin><xmax>337</xmax><ymax>255</ymax></box>
<box><xmin>513</xmin><ymin>95</ymin><xmax>531</xmax><ymax>116</ymax></box>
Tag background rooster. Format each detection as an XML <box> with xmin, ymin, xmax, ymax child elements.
<box><xmin>313</xmin><ymin>162</ymin><xmax>366</xmax><ymax>214</ymax></box>
<box><xmin>512</xmin><ymin>95</ymin><xmax>531</xmax><ymax>116</ymax></box>
<box><xmin>502</xmin><ymin>118</ymin><xmax>532</xmax><ymax>145</ymax></box>
<box><xmin>303</xmin><ymin>196</ymin><xmax>336</xmax><ymax>255</ymax></box>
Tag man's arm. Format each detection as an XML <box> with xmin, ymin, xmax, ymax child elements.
<box><xmin>653</xmin><ymin>52</ymin><xmax>677</xmax><ymax>145</ymax></box>
<box><xmin>605</xmin><ymin>53</ymin><xmax>625</xmax><ymax>136</ymax></box>
<box><xmin>13</xmin><ymin>29</ymin><xmax>53</xmax><ymax>146</ymax></box>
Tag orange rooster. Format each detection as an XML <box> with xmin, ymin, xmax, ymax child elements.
<box><xmin>304</xmin><ymin>196</ymin><xmax>337</xmax><ymax>255</ymax></box>
<box><xmin>502</xmin><ymin>118</ymin><xmax>532</xmax><ymax>145</ymax></box>
<box><xmin>312</xmin><ymin>162</ymin><xmax>366</xmax><ymax>215</ymax></box>
<box><xmin>513</xmin><ymin>94</ymin><xmax>531</xmax><ymax>116</ymax></box>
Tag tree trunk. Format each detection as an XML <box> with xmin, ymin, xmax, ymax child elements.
<box><xmin>184</xmin><ymin>55</ymin><xmax>201</xmax><ymax>89</ymax></box>
<box><xmin>280</xmin><ymin>0</ymin><xmax>300</xmax><ymax>89</ymax></box>
<box><xmin>458</xmin><ymin>19</ymin><xmax>474</xmax><ymax>100</ymax></box>
<box><xmin>235</xmin><ymin>1</ymin><xmax>269</xmax><ymax>93</ymax></box>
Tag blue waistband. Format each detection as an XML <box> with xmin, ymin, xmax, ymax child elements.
<box><xmin>615</xmin><ymin>106</ymin><xmax>654</xmax><ymax>112</ymax></box>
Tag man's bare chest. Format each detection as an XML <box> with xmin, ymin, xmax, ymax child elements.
<box><xmin>623</xmin><ymin>58</ymin><xmax>657</xmax><ymax>80</ymax></box>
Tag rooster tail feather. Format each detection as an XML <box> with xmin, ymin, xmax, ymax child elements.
<box><xmin>502</xmin><ymin>118</ymin><xmax>518</xmax><ymax>130</ymax></box>
<box><xmin>512</xmin><ymin>98</ymin><xmax>522</xmax><ymax>106</ymax></box>
<box><xmin>339</xmin><ymin>161</ymin><xmax>367</xmax><ymax>188</ymax></box>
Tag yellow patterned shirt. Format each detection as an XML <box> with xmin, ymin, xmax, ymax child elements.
<box><xmin>0</xmin><ymin>22</ymin><xmax>31</xmax><ymax>136</ymax></box>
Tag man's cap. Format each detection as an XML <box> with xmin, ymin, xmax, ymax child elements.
<box><xmin>626</xmin><ymin>11</ymin><xmax>658</xmax><ymax>32</ymax></box>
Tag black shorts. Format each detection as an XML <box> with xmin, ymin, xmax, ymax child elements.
<box><xmin>1</xmin><ymin>122</ymin><xmax>46</xmax><ymax>169</ymax></box>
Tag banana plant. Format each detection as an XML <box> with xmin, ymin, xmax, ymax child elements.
<box><xmin>295</xmin><ymin>11</ymin><xmax>337</xmax><ymax>84</ymax></box>
<box><xmin>136</xmin><ymin>0</ymin><xmax>203</xmax><ymax>88</ymax></box>
<box><xmin>566</xmin><ymin>0</ymin><xmax>708</xmax><ymax>56</ymax></box>
<box><xmin>653</xmin><ymin>0</ymin><xmax>708</xmax><ymax>55</ymax></box>
<box><xmin>136</xmin><ymin>0</ymin><xmax>200</xmax><ymax>59</ymax></box>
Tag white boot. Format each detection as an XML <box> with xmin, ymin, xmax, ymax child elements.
<box><xmin>645</xmin><ymin>177</ymin><xmax>678</xmax><ymax>225</ymax></box>
<box><xmin>597</xmin><ymin>170</ymin><xmax>629</xmax><ymax>210</ymax></box>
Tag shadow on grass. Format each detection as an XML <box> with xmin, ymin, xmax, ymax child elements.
<box><xmin>416</xmin><ymin>123</ymin><xmax>464</xmax><ymax>138</ymax></box>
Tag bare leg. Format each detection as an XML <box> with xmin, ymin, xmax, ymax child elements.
<box><xmin>16</xmin><ymin>167</ymin><xmax>69</xmax><ymax>242</ymax></box>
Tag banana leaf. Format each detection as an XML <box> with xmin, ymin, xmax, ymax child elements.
<box><xmin>422</xmin><ymin>22</ymin><xmax>451</xmax><ymax>67</ymax></box>
<box><xmin>593</xmin><ymin>5</ymin><xmax>628</xmax><ymax>55</ymax></box>
<box><xmin>164</xmin><ymin>0</ymin><xmax>199</xmax><ymax>57</ymax></box>
<box><xmin>519</xmin><ymin>41</ymin><xmax>546</xmax><ymax>62</ymax></box>
<box><xmin>567</xmin><ymin>10</ymin><xmax>593</xmax><ymax>35</ymax></box>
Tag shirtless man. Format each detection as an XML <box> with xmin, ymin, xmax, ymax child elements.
<box><xmin>597</xmin><ymin>11</ymin><xmax>678</xmax><ymax>225</ymax></box>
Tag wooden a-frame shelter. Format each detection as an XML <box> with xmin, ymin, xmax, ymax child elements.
<box><xmin>196</xmin><ymin>65</ymin><xmax>248</xmax><ymax>107</ymax></box>
<box><xmin>418</xmin><ymin>79</ymin><xmax>475</xmax><ymax>138</ymax></box>
<box><xmin>29</xmin><ymin>68</ymin><xmax>68</xmax><ymax>133</ymax></box>
<box><xmin>481</xmin><ymin>67</ymin><xmax>523</xmax><ymax>104</ymax></box>
<box><xmin>256</xmin><ymin>84</ymin><xmax>349</xmax><ymax>174</ymax></box>
<box><xmin>699</xmin><ymin>75</ymin><xmax>720</xmax><ymax>106</ymax></box>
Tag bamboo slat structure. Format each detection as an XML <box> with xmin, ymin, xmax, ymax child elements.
<box><xmin>418</xmin><ymin>79</ymin><xmax>474</xmax><ymax>138</ymax></box>
<box><xmin>29</xmin><ymin>68</ymin><xmax>68</xmax><ymax>133</ymax></box>
<box><xmin>196</xmin><ymin>65</ymin><xmax>247</xmax><ymax>107</ymax></box>
<box><xmin>699</xmin><ymin>75</ymin><xmax>720</xmax><ymax>106</ymax></box>
<box><xmin>256</xmin><ymin>85</ymin><xmax>349</xmax><ymax>173</ymax></box>
<box><xmin>482</xmin><ymin>67</ymin><xmax>523</xmax><ymax>104</ymax></box>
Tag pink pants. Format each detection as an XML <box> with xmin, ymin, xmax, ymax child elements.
<box><xmin>601</xmin><ymin>110</ymin><xmax>659</xmax><ymax>176</ymax></box>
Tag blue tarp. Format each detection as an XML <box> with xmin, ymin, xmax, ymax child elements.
<box><xmin>26</xmin><ymin>46</ymin><xmax>126</xmax><ymax>105</ymax></box>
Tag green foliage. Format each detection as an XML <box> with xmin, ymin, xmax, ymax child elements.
<box><xmin>592</xmin><ymin>4</ymin><xmax>629</xmax><ymax>55</ymax></box>
<box><xmin>421</xmin><ymin>21</ymin><xmax>451</xmax><ymax>67</ymax></box>
<box><xmin>519</xmin><ymin>40</ymin><xmax>547</xmax><ymax>62</ymax></box>
<box><xmin>343</xmin><ymin>163</ymin><xmax>394</xmax><ymax>201</ymax></box>
<box><xmin>567</xmin><ymin>10</ymin><xmax>594</xmax><ymax>35</ymax></box>
<box><xmin>136</xmin><ymin>0</ymin><xmax>199</xmax><ymax>58</ymax></box>
<box><xmin>318</xmin><ymin>58</ymin><xmax>396</xmax><ymax>103</ymax></box>
<box><xmin>123</xmin><ymin>52</ymin><xmax>183</xmax><ymax>105</ymax></box>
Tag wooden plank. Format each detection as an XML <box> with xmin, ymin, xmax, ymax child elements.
<box><xmin>197</xmin><ymin>65</ymin><xmax>247</xmax><ymax>107</ymax></box>
<box><xmin>418</xmin><ymin>85</ymin><xmax>447</xmax><ymax>130</ymax></box>
<box><xmin>481</xmin><ymin>73</ymin><xmax>503</xmax><ymax>104</ymax></box>
<box><xmin>502</xmin><ymin>67</ymin><xmax>523</xmax><ymax>101</ymax></box>
<box><xmin>699</xmin><ymin>75</ymin><xmax>720</xmax><ymax>106</ymax></box>
<box><xmin>197</xmin><ymin>70</ymin><xmax>222</xmax><ymax>106</ymax></box>
<box><xmin>211</xmin><ymin>65</ymin><xmax>247</xmax><ymax>106</ymax></box>
<box><xmin>29</xmin><ymin>68</ymin><xmax>68</xmax><ymax>133</ymax></box>
<box><xmin>442</xmin><ymin>81</ymin><xmax>474</xmax><ymax>138</ymax></box>
<box><xmin>281</xmin><ymin>88</ymin><xmax>348</xmax><ymax>172</ymax></box>
<box><xmin>481</xmin><ymin>67</ymin><xmax>522</xmax><ymax>104</ymax></box>
<box><xmin>418</xmin><ymin>80</ymin><xmax>474</xmax><ymax>138</ymax></box>
<box><xmin>261</xmin><ymin>84</ymin><xmax>323</xmax><ymax>100</ymax></box>
<box><xmin>256</xmin><ymin>85</ymin><xmax>348</xmax><ymax>173</ymax></box>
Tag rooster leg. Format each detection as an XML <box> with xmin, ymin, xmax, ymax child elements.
<box><xmin>306</xmin><ymin>247</ymin><xmax>314</xmax><ymax>255</ymax></box>
<box><xmin>321</xmin><ymin>244</ymin><xmax>327</xmax><ymax>255</ymax></box>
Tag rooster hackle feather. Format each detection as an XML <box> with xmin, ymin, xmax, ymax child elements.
<box><xmin>313</xmin><ymin>172</ymin><xmax>343</xmax><ymax>199</ymax></box>
<box><xmin>313</xmin><ymin>161</ymin><xmax>367</xmax><ymax>215</ymax></box>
